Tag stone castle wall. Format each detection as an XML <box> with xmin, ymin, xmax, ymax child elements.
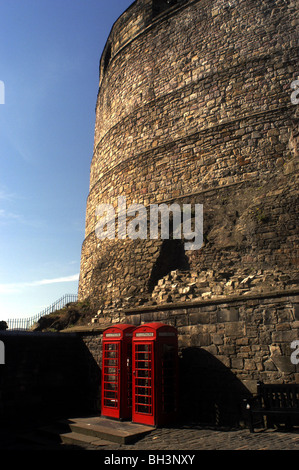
<box><xmin>79</xmin><ymin>0</ymin><xmax>298</xmax><ymax>312</ymax></box>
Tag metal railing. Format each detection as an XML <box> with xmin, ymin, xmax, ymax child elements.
<box><xmin>6</xmin><ymin>294</ymin><xmax>78</xmax><ymax>330</ymax></box>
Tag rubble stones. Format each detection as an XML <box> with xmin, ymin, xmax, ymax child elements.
<box><xmin>89</xmin><ymin>267</ymin><xmax>299</xmax><ymax>324</ymax></box>
<box><xmin>149</xmin><ymin>268</ymin><xmax>298</xmax><ymax>306</ymax></box>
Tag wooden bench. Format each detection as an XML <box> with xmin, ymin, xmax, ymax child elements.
<box><xmin>244</xmin><ymin>381</ymin><xmax>299</xmax><ymax>433</ymax></box>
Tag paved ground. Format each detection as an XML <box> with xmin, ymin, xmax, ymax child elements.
<box><xmin>1</xmin><ymin>422</ymin><xmax>298</xmax><ymax>451</ymax></box>
<box><xmin>82</xmin><ymin>424</ymin><xmax>299</xmax><ymax>451</ymax></box>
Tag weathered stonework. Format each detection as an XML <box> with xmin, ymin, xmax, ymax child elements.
<box><xmin>79</xmin><ymin>0</ymin><xmax>298</xmax><ymax>313</ymax></box>
<box><xmin>77</xmin><ymin>0</ymin><xmax>299</xmax><ymax>411</ymax></box>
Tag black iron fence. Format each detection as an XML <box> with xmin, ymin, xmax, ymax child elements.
<box><xmin>6</xmin><ymin>294</ymin><xmax>78</xmax><ymax>330</ymax></box>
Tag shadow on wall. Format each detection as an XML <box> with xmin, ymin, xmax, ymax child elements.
<box><xmin>178</xmin><ymin>347</ymin><xmax>251</xmax><ymax>427</ymax></box>
<box><xmin>148</xmin><ymin>239</ymin><xmax>190</xmax><ymax>292</ymax></box>
<box><xmin>0</xmin><ymin>333</ymin><xmax>101</xmax><ymax>425</ymax></box>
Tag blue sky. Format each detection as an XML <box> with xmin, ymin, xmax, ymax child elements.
<box><xmin>0</xmin><ymin>0</ymin><xmax>133</xmax><ymax>320</ymax></box>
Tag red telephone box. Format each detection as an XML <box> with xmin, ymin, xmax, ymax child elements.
<box><xmin>101</xmin><ymin>324</ymin><xmax>135</xmax><ymax>420</ymax></box>
<box><xmin>132</xmin><ymin>322</ymin><xmax>178</xmax><ymax>426</ymax></box>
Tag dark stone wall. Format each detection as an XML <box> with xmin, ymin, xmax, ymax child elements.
<box><xmin>0</xmin><ymin>331</ymin><xmax>101</xmax><ymax>424</ymax></box>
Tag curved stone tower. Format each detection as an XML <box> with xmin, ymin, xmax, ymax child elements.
<box><xmin>79</xmin><ymin>0</ymin><xmax>298</xmax><ymax>314</ymax></box>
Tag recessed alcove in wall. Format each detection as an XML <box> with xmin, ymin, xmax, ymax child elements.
<box><xmin>148</xmin><ymin>239</ymin><xmax>190</xmax><ymax>292</ymax></box>
<box><xmin>102</xmin><ymin>43</ymin><xmax>111</xmax><ymax>75</ymax></box>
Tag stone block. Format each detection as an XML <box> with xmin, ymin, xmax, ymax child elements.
<box><xmin>191</xmin><ymin>333</ymin><xmax>211</xmax><ymax>347</ymax></box>
<box><xmin>272</xmin><ymin>330</ymin><xmax>298</xmax><ymax>343</ymax></box>
<box><xmin>175</xmin><ymin>315</ymin><xmax>188</xmax><ymax>327</ymax></box>
<box><xmin>215</xmin><ymin>355</ymin><xmax>230</xmax><ymax>368</ymax></box>
<box><xmin>294</xmin><ymin>304</ymin><xmax>299</xmax><ymax>320</ymax></box>
<box><xmin>127</xmin><ymin>314</ymin><xmax>141</xmax><ymax>326</ymax></box>
<box><xmin>178</xmin><ymin>334</ymin><xmax>192</xmax><ymax>349</ymax></box>
<box><xmin>271</xmin><ymin>356</ymin><xmax>296</xmax><ymax>373</ymax></box>
<box><xmin>224</xmin><ymin>322</ymin><xmax>245</xmax><ymax>338</ymax></box>
<box><xmin>211</xmin><ymin>334</ymin><xmax>224</xmax><ymax>345</ymax></box>
<box><xmin>244</xmin><ymin>359</ymin><xmax>257</xmax><ymax>371</ymax></box>
<box><xmin>201</xmin><ymin>345</ymin><xmax>218</xmax><ymax>355</ymax></box>
<box><xmin>264</xmin><ymin>359</ymin><xmax>278</xmax><ymax>371</ymax></box>
<box><xmin>189</xmin><ymin>312</ymin><xmax>210</xmax><ymax>325</ymax></box>
<box><xmin>217</xmin><ymin>308</ymin><xmax>239</xmax><ymax>322</ymax></box>
<box><xmin>231</xmin><ymin>357</ymin><xmax>244</xmax><ymax>370</ymax></box>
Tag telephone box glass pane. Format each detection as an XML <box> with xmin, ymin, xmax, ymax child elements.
<box><xmin>134</xmin><ymin>343</ymin><xmax>153</xmax><ymax>415</ymax></box>
<box><xmin>103</xmin><ymin>342</ymin><xmax>119</xmax><ymax>408</ymax></box>
<box><xmin>127</xmin><ymin>343</ymin><xmax>132</xmax><ymax>409</ymax></box>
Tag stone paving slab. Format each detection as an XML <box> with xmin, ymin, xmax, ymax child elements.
<box><xmin>78</xmin><ymin>425</ymin><xmax>299</xmax><ymax>451</ymax></box>
<box><xmin>63</xmin><ymin>416</ymin><xmax>154</xmax><ymax>444</ymax></box>
<box><xmin>60</xmin><ymin>431</ymin><xmax>113</xmax><ymax>447</ymax></box>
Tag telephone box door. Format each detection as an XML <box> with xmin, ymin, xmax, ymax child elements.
<box><xmin>132</xmin><ymin>322</ymin><xmax>178</xmax><ymax>426</ymax></box>
<box><xmin>101</xmin><ymin>324</ymin><xmax>135</xmax><ymax>420</ymax></box>
<box><xmin>132</xmin><ymin>341</ymin><xmax>155</xmax><ymax>426</ymax></box>
<box><xmin>102</xmin><ymin>341</ymin><xmax>121</xmax><ymax>418</ymax></box>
